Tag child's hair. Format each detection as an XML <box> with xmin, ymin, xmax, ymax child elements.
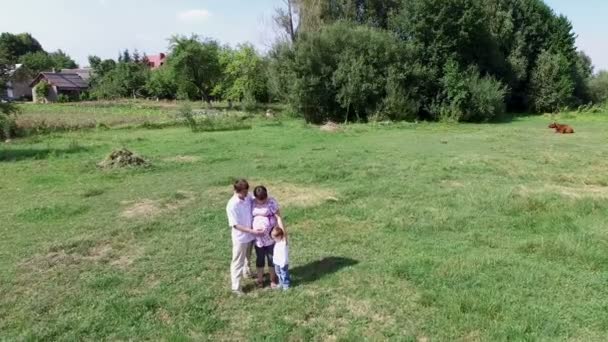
<box><xmin>253</xmin><ymin>185</ymin><xmax>268</xmax><ymax>200</ymax></box>
<box><xmin>233</xmin><ymin>179</ymin><xmax>249</xmax><ymax>192</ymax></box>
<box><xmin>271</xmin><ymin>227</ymin><xmax>285</xmax><ymax>239</ymax></box>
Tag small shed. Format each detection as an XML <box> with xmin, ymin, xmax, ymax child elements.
<box><xmin>30</xmin><ymin>72</ymin><xmax>90</xmax><ymax>103</ymax></box>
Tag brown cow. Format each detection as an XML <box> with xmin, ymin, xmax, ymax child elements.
<box><xmin>548</xmin><ymin>122</ymin><xmax>575</xmax><ymax>134</ymax></box>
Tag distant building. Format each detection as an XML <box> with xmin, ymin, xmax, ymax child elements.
<box><xmin>2</xmin><ymin>64</ymin><xmax>33</xmax><ymax>101</ymax></box>
<box><xmin>30</xmin><ymin>69</ymin><xmax>91</xmax><ymax>103</ymax></box>
<box><xmin>146</xmin><ymin>53</ymin><xmax>167</xmax><ymax>69</ymax></box>
<box><xmin>61</xmin><ymin>68</ymin><xmax>92</xmax><ymax>82</ymax></box>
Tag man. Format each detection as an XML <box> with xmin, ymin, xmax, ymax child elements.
<box><xmin>226</xmin><ymin>179</ymin><xmax>263</xmax><ymax>295</ymax></box>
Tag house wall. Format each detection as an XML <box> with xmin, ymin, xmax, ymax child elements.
<box><xmin>11</xmin><ymin>79</ymin><xmax>32</xmax><ymax>99</ymax></box>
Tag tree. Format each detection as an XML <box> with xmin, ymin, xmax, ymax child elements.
<box><xmin>530</xmin><ymin>50</ymin><xmax>575</xmax><ymax>113</ymax></box>
<box><xmin>589</xmin><ymin>71</ymin><xmax>608</xmax><ymax>104</ymax></box>
<box><xmin>0</xmin><ymin>32</ymin><xmax>44</xmax><ymax>63</ymax></box>
<box><xmin>274</xmin><ymin>0</ymin><xmax>298</xmax><ymax>43</ymax></box>
<box><xmin>217</xmin><ymin>44</ymin><xmax>268</xmax><ymax>104</ymax></box>
<box><xmin>19</xmin><ymin>50</ymin><xmax>78</xmax><ymax>75</ymax></box>
<box><xmin>0</xmin><ymin>49</ymin><xmax>18</xmax><ymax>139</ymax></box>
<box><xmin>168</xmin><ymin>35</ymin><xmax>222</xmax><ymax>103</ymax></box>
<box><xmin>89</xmin><ymin>56</ymin><xmax>149</xmax><ymax>99</ymax></box>
<box><xmin>88</xmin><ymin>55</ymin><xmax>116</xmax><ymax>78</ymax></box>
<box><xmin>288</xmin><ymin>22</ymin><xmax>406</xmax><ymax>123</ymax></box>
<box><xmin>145</xmin><ymin>66</ymin><xmax>178</xmax><ymax>100</ymax></box>
<box><xmin>19</xmin><ymin>51</ymin><xmax>54</xmax><ymax>74</ymax></box>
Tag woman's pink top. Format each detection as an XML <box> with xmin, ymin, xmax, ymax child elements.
<box><xmin>252</xmin><ymin>197</ymin><xmax>279</xmax><ymax>248</ymax></box>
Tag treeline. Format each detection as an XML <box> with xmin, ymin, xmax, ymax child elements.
<box><xmin>88</xmin><ymin>37</ymin><xmax>269</xmax><ymax>109</ymax></box>
<box><xmin>4</xmin><ymin>0</ymin><xmax>608</xmax><ymax>124</ymax></box>
<box><xmin>267</xmin><ymin>0</ymin><xmax>602</xmax><ymax>123</ymax></box>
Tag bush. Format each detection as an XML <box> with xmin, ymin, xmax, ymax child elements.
<box><xmin>436</xmin><ymin>61</ymin><xmax>507</xmax><ymax>122</ymax></box>
<box><xmin>240</xmin><ymin>92</ymin><xmax>258</xmax><ymax>112</ymax></box>
<box><xmin>57</xmin><ymin>94</ymin><xmax>70</xmax><ymax>103</ymax></box>
<box><xmin>589</xmin><ymin>71</ymin><xmax>608</xmax><ymax>104</ymax></box>
<box><xmin>145</xmin><ymin>66</ymin><xmax>177</xmax><ymax>100</ymax></box>
<box><xmin>177</xmin><ymin>102</ymin><xmax>197</xmax><ymax>131</ymax></box>
<box><xmin>79</xmin><ymin>91</ymin><xmax>90</xmax><ymax>101</ymax></box>
<box><xmin>288</xmin><ymin>22</ymin><xmax>405</xmax><ymax>123</ymax></box>
<box><xmin>35</xmin><ymin>80</ymin><xmax>51</xmax><ymax>103</ymax></box>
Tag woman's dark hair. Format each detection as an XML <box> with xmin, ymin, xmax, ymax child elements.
<box><xmin>253</xmin><ymin>185</ymin><xmax>268</xmax><ymax>200</ymax></box>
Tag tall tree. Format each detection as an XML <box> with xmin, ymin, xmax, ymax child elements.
<box><xmin>0</xmin><ymin>32</ymin><xmax>44</xmax><ymax>63</ymax></box>
<box><xmin>274</xmin><ymin>0</ymin><xmax>298</xmax><ymax>42</ymax></box>
<box><xmin>168</xmin><ymin>35</ymin><xmax>222</xmax><ymax>103</ymax></box>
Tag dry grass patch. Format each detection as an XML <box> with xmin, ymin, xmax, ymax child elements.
<box><xmin>207</xmin><ymin>182</ymin><xmax>337</xmax><ymax>208</ymax></box>
<box><xmin>163</xmin><ymin>155</ymin><xmax>201</xmax><ymax>163</ymax></box>
<box><xmin>121</xmin><ymin>190</ymin><xmax>195</xmax><ymax>219</ymax></box>
<box><xmin>515</xmin><ymin>184</ymin><xmax>608</xmax><ymax>199</ymax></box>
<box><xmin>20</xmin><ymin>241</ymin><xmax>143</xmax><ymax>273</ymax></box>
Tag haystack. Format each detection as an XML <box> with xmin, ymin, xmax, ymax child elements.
<box><xmin>98</xmin><ymin>148</ymin><xmax>148</xmax><ymax>169</ymax></box>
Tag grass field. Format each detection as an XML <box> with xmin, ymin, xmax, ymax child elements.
<box><xmin>1</xmin><ymin>107</ymin><xmax>608</xmax><ymax>340</ymax></box>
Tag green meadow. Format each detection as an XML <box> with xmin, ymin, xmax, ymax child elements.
<box><xmin>1</xmin><ymin>106</ymin><xmax>608</xmax><ymax>340</ymax></box>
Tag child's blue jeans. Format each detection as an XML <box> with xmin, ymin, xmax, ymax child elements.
<box><xmin>274</xmin><ymin>264</ymin><xmax>291</xmax><ymax>289</ymax></box>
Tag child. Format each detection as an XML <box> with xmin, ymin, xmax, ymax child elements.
<box><xmin>272</xmin><ymin>227</ymin><xmax>290</xmax><ymax>290</ymax></box>
<box><xmin>252</xmin><ymin>186</ymin><xmax>282</xmax><ymax>288</ymax></box>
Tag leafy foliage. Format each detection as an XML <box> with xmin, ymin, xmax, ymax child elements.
<box><xmin>529</xmin><ymin>51</ymin><xmax>575</xmax><ymax>113</ymax></box>
<box><xmin>90</xmin><ymin>58</ymin><xmax>149</xmax><ymax>100</ymax></box>
<box><xmin>35</xmin><ymin>80</ymin><xmax>51</xmax><ymax>103</ymax></box>
<box><xmin>1</xmin><ymin>51</ymin><xmax>18</xmax><ymax>139</ymax></box>
<box><xmin>145</xmin><ymin>66</ymin><xmax>177</xmax><ymax>100</ymax></box>
<box><xmin>272</xmin><ymin>0</ymin><xmax>594</xmax><ymax>122</ymax></box>
<box><xmin>168</xmin><ymin>35</ymin><xmax>222</xmax><ymax>102</ymax></box>
<box><xmin>0</xmin><ymin>32</ymin><xmax>43</xmax><ymax>63</ymax></box>
<box><xmin>589</xmin><ymin>71</ymin><xmax>608</xmax><ymax>104</ymax></box>
<box><xmin>19</xmin><ymin>50</ymin><xmax>78</xmax><ymax>75</ymax></box>
<box><xmin>216</xmin><ymin>44</ymin><xmax>268</xmax><ymax>103</ymax></box>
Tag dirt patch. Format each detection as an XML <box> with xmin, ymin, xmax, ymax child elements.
<box><xmin>319</xmin><ymin>121</ymin><xmax>341</xmax><ymax>132</ymax></box>
<box><xmin>208</xmin><ymin>182</ymin><xmax>337</xmax><ymax>208</ymax></box>
<box><xmin>163</xmin><ymin>155</ymin><xmax>201</xmax><ymax>163</ymax></box>
<box><xmin>98</xmin><ymin>148</ymin><xmax>149</xmax><ymax>169</ymax></box>
<box><xmin>156</xmin><ymin>308</ymin><xmax>173</xmax><ymax>325</ymax></box>
<box><xmin>516</xmin><ymin>185</ymin><xmax>608</xmax><ymax>199</ymax></box>
<box><xmin>121</xmin><ymin>191</ymin><xmax>195</xmax><ymax>219</ymax></box>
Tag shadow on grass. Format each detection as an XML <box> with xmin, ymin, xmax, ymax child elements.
<box><xmin>0</xmin><ymin>146</ymin><xmax>90</xmax><ymax>162</ymax></box>
<box><xmin>291</xmin><ymin>256</ymin><xmax>358</xmax><ymax>286</ymax></box>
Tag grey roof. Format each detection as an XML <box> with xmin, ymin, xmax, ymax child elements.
<box><xmin>61</xmin><ymin>68</ymin><xmax>92</xmax><ymax>81</ymax></box>
<box><xmin>33</xmin><ymin>72</ymin><xmax>89</xmax><ymax>90</ymax></box>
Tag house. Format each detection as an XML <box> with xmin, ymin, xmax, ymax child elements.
<box><xmin>2</xmin><ymin>64</ymin><xmax>33</xmax><ymax>101</ymax></box>
<box><xmin>61</xmin><ymin>68</ymin><xmax>92</xmax><ymax>82</ymax></box>
<box><xmin>147</xmin><ymin>53</ymin><xmax>167</xmax><ymax>69</ymax></box>
<box><xmin>30</xmin><ymin>69</ymin><xmax>90</xmax><ymax>103</ymax></box>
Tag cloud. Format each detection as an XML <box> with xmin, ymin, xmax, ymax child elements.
<box><xmin>177</xmin><ymin>9</ymin><xmax>212</xmax><ymax>23</ymax></box>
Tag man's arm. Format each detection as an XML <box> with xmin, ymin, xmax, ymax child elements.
<box><xmin>233</xmin><ymin>224</ymin><xmax>264</xmax><ymax>235</ymax></box>
<box><xmin>227</xmin><ymin>205</ymin><xmax>264</xmax><ymax>235</ymax></box>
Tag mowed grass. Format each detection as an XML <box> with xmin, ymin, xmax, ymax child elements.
<box><xmin>1</xmin><ymin>111</ymin><xmax>608</xmax><ymax>340</ymax></box>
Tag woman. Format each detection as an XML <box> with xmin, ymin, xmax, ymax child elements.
<box><xmin>251</xmin><ymin>185</ymin><xmax>285</xmax><ymax>288</ymax></box>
